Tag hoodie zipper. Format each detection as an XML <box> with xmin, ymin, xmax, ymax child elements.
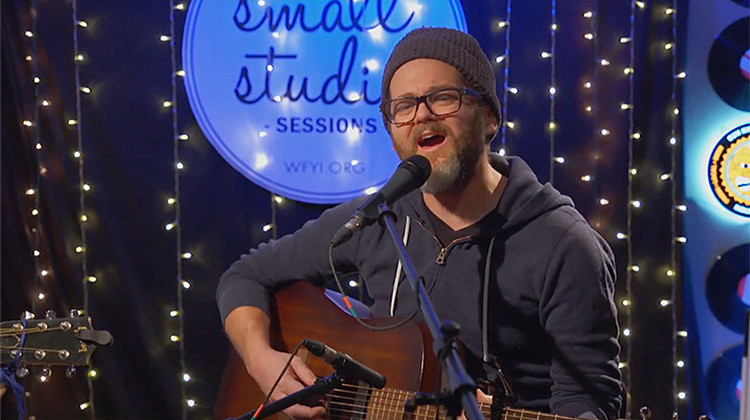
<box><xmin>415</xmin><ymin>219</ymin><xmax>473</xmax><ymax>265</ymax></box>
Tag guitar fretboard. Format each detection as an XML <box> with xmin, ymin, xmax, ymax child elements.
<box><xmin>325</xmin><ymin>383</ymin><xmax>578</xmax><ymax>420</ymax></box>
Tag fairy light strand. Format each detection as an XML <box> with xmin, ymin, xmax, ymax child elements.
<box><xmin>498</xmin><ymin>0</ymin><xmax>512</xmax><ymax>153</ymax></box>
<box><xmin>30</xmin><ymin>0</ymin><xmax>43</xmax><ymax>312</ymax></box>
<box><xmin>71</xmin><ymin>1</ymin><xmax>96</xmax><ymax>416</ymax></box>
<box><xmin>166</xmin><ymin>2</ymin><xmax>189</xmax><ymax>417</ymax></box>
<box><xmin>548</xmin><ymin>0</ymin><xmax>557</xmax><ymax>184</ymax></box>
<box><xmin>591</xmin><ymin>1</ymin><xmax>601</xmax><ymax>211</ymax></box>
<box><xmin>28</xmin><ymin>1</ymin><xmax>42</xmax><ymax>415</ymax></box>
<box><xmin>668</xmin><ymin>0</ymin><xmax>681</xmax><ymax>413</ymax></box>
<box><xmin>624</xmin><ymin>1</ymin><xmax>637</xmax><ymax>417</ymax></box>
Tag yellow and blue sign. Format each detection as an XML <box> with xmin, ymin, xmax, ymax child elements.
<box><xmin>709</xmin><ymin>123</ymin><xmax>750</xmax><ymax>217</ymax></box>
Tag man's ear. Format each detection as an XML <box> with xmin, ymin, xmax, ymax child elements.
<box><xmin>484</xmin><ymin>106</ymin><xmax>499</xmax><ymax>143</ymax></box>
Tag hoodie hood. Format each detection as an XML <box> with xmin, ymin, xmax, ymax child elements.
<box><xmin>495</xmin><ymin>155</ymin><xmax>575</xmax><ymax>231</ymax></box>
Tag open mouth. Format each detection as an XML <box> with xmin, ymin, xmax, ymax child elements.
<box><xmin>418</xmin><ymin>133</ymin><xmax>446</xmax><ymax>149</ymax></box>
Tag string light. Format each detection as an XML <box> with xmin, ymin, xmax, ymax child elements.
<box><xmin>72</xmin><ymin>15</ymin><xmax>96</xmax><ymax>414</ymax></box>
<box><xmin>497</xmin><ymin>0</ymin><xmax>512</xmax><ymax>154</ymax></box>
<box><xmin>548</xmin><ymin>0</ymin><xmax>557</xmax><ymax>184</ymax></box>
<box><xmin>164</xmin><ymin>2</ymin><xmax>190</xmax><ymax>417</ymax></box>
<box><xmin>24</xmin><ymin>5</ymin><xmax>50</xmax><ymax>413</ymax></box>
<box><xmin>667</xmin><ymin>2</ymin><xmax>682</xmax><ymax>414</ymax></box>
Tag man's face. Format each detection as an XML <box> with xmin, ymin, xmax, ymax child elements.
<box><xmin>387</xmin><ymin>59</ymin><xmax>498</xmax><ymax>194</ymax></box>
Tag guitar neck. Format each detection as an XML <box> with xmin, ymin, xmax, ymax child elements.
<box><xmin>332</xmin><ymin>384</ymin><xmax>579</xmax><ymax>420</ymax></box>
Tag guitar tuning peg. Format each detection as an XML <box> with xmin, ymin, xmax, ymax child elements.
<box><xmin>22</xmin><ymin>311</ymin><xmax>35</xmax><ymax>320</ymax></box>
<box><xmin>16</xmin><ymin>366</ymin><xmax>29</xmax><ymax>378</ymax></box>
<box><xmin>69</xmin><ymin>309</ymin><xmax>79</xmax><ymax>318</ymax></box>
<box><xmin>45</xmin><ymin>310</ymin><xmax>56</xmax><ymax>319</ymax></box>
<box><xmin>65</xmin><ymin>366</ymin><xmax>77</xmax><ymax>378</ymax></box>
<box><xmin>39</xmin><ymin>366</ymin><xmax>52</xmax><ymax>383</ymax></box>
<box><xmin>639</xmin><ymin>406</ymin><xmax>652</xmax><ymax>420</ymax></box>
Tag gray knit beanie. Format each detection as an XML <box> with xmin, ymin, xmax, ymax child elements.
<box><xmin>381</xmin><ymin>27</ymin><xmax>501</xmax><ymax>122</ymax></box>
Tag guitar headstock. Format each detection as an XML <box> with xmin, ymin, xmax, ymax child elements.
<box><xmin>1</xmin><ymin>313</ymin><xmax>112</xmax><ymax>367</ymax></box>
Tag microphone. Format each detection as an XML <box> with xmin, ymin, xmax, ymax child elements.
<box><xmin>330</xmin><ymin>155</ymin><xmax>431</xmax><ymax>247</ymax></box>
<box><xmin>302</xmin><ymin>339</ymin><xmax>386</xmax><ymax>389</ymax></box>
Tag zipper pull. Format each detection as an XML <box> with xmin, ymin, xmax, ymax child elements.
<box><xmin>435</xmin><ymin>247</ymin><xmax>447</xmax><ymax>265</ymax></box>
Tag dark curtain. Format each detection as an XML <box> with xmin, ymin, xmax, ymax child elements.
<box><xmin>2</xmin><ymin>1</ymin><xmax>687</xmax><ymax>419</ymax></box>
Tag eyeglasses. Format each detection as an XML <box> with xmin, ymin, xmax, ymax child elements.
<box><xmin>381</xmin><ymin>87</ymin><xmax>483</xmax><ymax>124</ymax></box>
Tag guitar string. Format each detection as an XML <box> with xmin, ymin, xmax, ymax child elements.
<box><xmin>0</xmin><ymin>326</ymin><xmax>67</xmax><ymax>336</ymax></box>
<box><xmin>321</xmin><ymin>386</ymin><xmax>494</xmax><ymax>419</ymax></box>
<box><xmin>320</xmin><ymin>385</ymin><xmax>573</xmax><ymax>420</ymax></box>
<box><xmin>1</xmin><ymin>346</ymin><xmax>79</xmax><ymax>354</ymax></box>
<box><xmin>327</xmin><ymin>401</ymin><xmax>569</xmax><ymax>420</ymax></box>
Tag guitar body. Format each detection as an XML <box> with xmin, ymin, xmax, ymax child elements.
<box><xmin>213</xmin><ymin>283</ymin><xmax>604</xmax><ymax>420</ymax></box>
<box><xmin>213</xmin><ymin>282</ymin><xmax>437</xmax><ymax>419</ymax></box>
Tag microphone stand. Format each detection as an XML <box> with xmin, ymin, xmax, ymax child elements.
<box><xmin>376</xmin><ymin>203</ymin><xmax>484</xmax><ymax>420</ymax></box>
<box><xmin>231</xmin><ymin>373</ymin><xmax>343</xmax><ymax>420</ymax></box>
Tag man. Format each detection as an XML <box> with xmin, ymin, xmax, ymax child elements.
<box><xmin>217</xmin><ymin>27</ymin><xmax>622</xmax><ymax>419</ymax></box>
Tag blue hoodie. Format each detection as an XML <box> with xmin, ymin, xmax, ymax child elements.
<box><xmin>217</xmin><ymin>155</ymin><xmax>622</xmax><ymax>418</ymax></box>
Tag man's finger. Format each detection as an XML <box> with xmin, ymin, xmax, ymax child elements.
<box><xmin>290</xmin><ymin>356</ymin><xmax>318</xmax><ymax>386</ymax></box>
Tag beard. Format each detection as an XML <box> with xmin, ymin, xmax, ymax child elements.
<box><xmin>392</xmin><ymin>111</ymin><xmax>486</xmax><ymax>194</ymax></box>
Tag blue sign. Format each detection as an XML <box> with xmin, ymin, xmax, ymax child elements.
<box><xmin>183</xmin><ymin>0</ymin><xmax>467</xmax><ymax>203</ymax></box>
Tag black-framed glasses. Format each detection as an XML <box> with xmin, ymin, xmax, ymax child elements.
<box><xmin>381</xmin><ymin>87</ymin><xmax>483</xmax><ymax>124</ymax></box>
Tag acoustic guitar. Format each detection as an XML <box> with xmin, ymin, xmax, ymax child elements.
<box><xmin>214</xmin><ymin>282</ymin><xmax>608</xmax><ymax>420</ymax></box>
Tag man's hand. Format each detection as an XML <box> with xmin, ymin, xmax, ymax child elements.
<box><xmin>245</xmin><ymin>347</ymin><xmax>326</xmax><ymax>419</ymax></box>
<box><xmin>225</xmin><ymin>306</ymin><xmax>327</xmax><ymax>419</ymax></box>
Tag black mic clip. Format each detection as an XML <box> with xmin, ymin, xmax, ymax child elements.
<box><xmin>302</xmin><ymin>339</ymin><xmax>386</xmax><ymax>389</ymax></box>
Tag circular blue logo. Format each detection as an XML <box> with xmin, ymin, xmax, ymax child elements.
<box><xmin>183</xmin><ymin>0</ymin><xmax>467</xmax><ymax>203</ymax></box>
